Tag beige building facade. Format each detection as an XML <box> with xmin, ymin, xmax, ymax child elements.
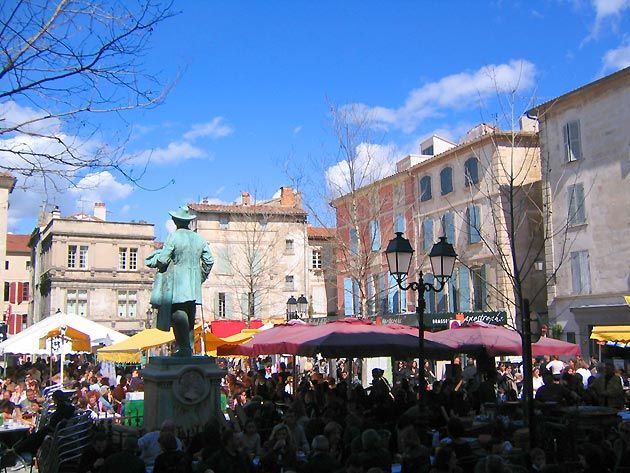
<box><xmin>333</xmin><ymin>125</ymin><xmax>544</xmax><ymax>328</ymax></box>
<box><xmin>530</xmin><ymin>67</ymin><xmax>630</xmax><ymax>355</ymax></box>
<box><xmin>190</xmin><ymin>187</ymin><xmax>333</xmax><ymax>323</ymax></box>
<box><xmin>29</xmin><ymin>203</ymin><xmax>156</xmax><ymax>334</ymax></box>
<box><xmin>4</xmin><ymin>234</ymin><xmax>31</xmax><ymax>334</ymax></box>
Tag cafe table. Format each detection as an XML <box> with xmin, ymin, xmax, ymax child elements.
<box><xmin>0</xmin><ymin>420</ymin><xmax>32</xmax><ymax>471</ymax></box>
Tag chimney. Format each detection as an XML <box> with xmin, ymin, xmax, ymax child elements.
<box><xmin>280</xmin><ymin>187</ymin><xmax>295</xmax><ymax>207</ymax></box>
<box><xmin>241</xmin><ymin>191</ymin><xmax>250</xmax><ymax>205</ymax></box>
<box><xmin>51</xmin><ymin>206</ymin><xmax>61</xmax><ymax>220</ymax></box>
<box><xmin>94</xmin><ymin>202</ymin><xmax>106</xmax><ymax>221</ymax></box>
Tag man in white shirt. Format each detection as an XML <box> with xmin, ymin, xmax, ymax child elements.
<box><xmin>546</xmin><ymin>355</ymin><xmax>565</xmax><ymax>379</ymax></box>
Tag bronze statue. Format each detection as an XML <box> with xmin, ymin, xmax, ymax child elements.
<box><xmin>146</xmin><ymin>206</ymin><xmax>214</xmax><ymax>357</ymax></box>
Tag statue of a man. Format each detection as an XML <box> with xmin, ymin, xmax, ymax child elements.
<box><xmin>146</xmin><ymin>206</ymin><xmax>214</xmax><ymax>357</ymax></box>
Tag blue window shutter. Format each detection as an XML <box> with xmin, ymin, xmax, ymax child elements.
<box><xmin>440</xmin><ymin>167</ymin><xmax>453</xmax><ymax>195</ymax></box>
<box><xmin>380</xmin><ymin>272</ymin><xmax>387</xmax><ymax>313</ymax></box>
<box><xmin>480</xmin><ymin>264</ymin><xmax>487</xmax><ymax>310</ymax></box>
<box><xmin>468</xmin><ymin>206</ymin><xmax>481</xmax><ymax>243</ymax></box>
<box><xmin>570</xmin><ymin>251</ymin><xmax>581</xmax><ymax>294</ymax></box>
<box><xmin>213</xmin><ymin>294</ymin><xmax>220</xmax><ymax>318</ymax></box>
<box><xmin>350</xmin><ymin>229</ymin><xmax>358</xmax><ymax>255</ymax></box>
<box><xmin>371</xmin><ymin>220</ymin><xmax>380</xmax><ymax>251</ymax></box>
<box><xmin>216</xmin><ymin>247</ymin><xmax>231</xmax><ymax>274</ymax></box>
<box><xmin>443</xmin><ymin>212</ymin><xmax>455</xmax><ymax>245</ymax></box>
<box><xmin>225</xmin><ymin>293</ymin><xmax>232</xmax><ymax>318</ymax></box>
<box><xmin>401</xmin><ymin>282</ymin><xmax>407</xmax><ymax>312</ymax></box>
<box><xmin>420</xmin><ymin>176</ymin><xmax>432</xmax><ymax>201</ymax></box>
<box><xmin>566</xmin><ymin>120</ymin><xmax>582</xmax><ymax>161</ymax></box>
<box><xmin>388</xmin><ymin>274</ymin><xmax>396</xmax><ymax>314</ymax></box>
<box><xmin>254</xmin><ymin>292</ymin><xmax>262</xmax><ymax>318</ymax></box>
<box><xmin>448</xmin><ymin>276</ymin><xmax>457</xmax><ymax>312</ymax></box>
<box><xmin>353</xmin><ymin>280</ymin><xmax>360</xmax><ymax>315</ymax></box>
<box><xmin>240</xmin><ymin>293</ymin><xmax>248</xmax><ymax>318</ymax></box>
<box><xmin>344</xmin><ymin>278</ymin><xmax>354</xmax><ymax>315</ymax></box>
<box><xmin>581</xmin><ymin>251</ymin><xmax>591</xmax><ymax>294</ymax></box>
<box><xmin>423</xmin><ymin>219</ymin><xmax>434</xmax><ymax>252</ymax></box>
<box><xmin>465</xmin><ymin>158</ymin><xmax>479</xmax><ymax>186</ymax></box>
<box><xmin>458</xmin><ymin>266</ymin><xmax>471</xmax><ymax>311</ymax></box>
<box><xmin>424</xmin><ymin>273</ymin><xmax>435</xmax><ymax>313</ymax></box>
<box><xmin>437</xmin><ymin>289</ymin><xmax>446</xmax><ymax>312</ymax></box>
<box><xmin>395</xmin><ymin>213</ymin><xmax>405</xmax><ymax>233</ymax></box>
<box><xmin>367</xmin><ymin>274</ymin><xmax>375</xmax><ymax>314</ymax></box>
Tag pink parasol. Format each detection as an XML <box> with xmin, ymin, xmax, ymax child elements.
<box><xmin>282</xmin><ymin>318</ymin><xmax>451</xmax><ymax>358</ymax></box>
<box><xmin>428</xmin><ymin>322</ymin><xmax>580</xmax><ymax>357</ymax></box>
<box><xmin>216</xmin><ymin>319</ymin><xmax>313</xmax><ymax>357</ymax></box>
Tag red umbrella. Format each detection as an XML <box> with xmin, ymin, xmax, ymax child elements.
<box><xmin>282</xmin><ymin>318</ymin><xmax>451</xmax><ymax>358</ymax></box>
<box><xmin>429</xmin><ymin>322</ymin><xmax>580</xmax><ymax>357</ymax></box>
<box><xmin>216</xmin><ymin>319</ymin><xmax>313</xmax><ymax>357</ymax></box>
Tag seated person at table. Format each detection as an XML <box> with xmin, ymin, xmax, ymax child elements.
<box><xmin>16</xmin><ymin>389</ymin><xmax>75</xmax><ymax>458</ymax></box>
<box><xmin>0</xmin><ymin>399</ymin><xmax>19</xmax><ymax>422</ymax></box>
<box><xmin>440</xmin><ymin>417</ymin><xmax>474</xmax><ymax>461</ymax></box>
<box><xmin>535</xmin><ymin>374</ymin><xmax>575</xmax><ymax>405</ymax></box>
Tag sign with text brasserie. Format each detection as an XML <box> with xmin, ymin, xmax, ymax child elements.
<box><xmin>307</xmin><ymin>311</ymin><xmax>507</xmax><ymax>329</ymax></box>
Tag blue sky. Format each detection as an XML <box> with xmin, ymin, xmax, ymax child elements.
<box><xmin>6</xmin><ymin>0</ymin><xmax>630</xmax><ymax>240</ymax></box>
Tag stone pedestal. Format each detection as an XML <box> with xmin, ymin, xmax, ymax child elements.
<box><xmin>141</xmin><ymin>356</ymin><xmax>225</xmax><ymax>433</ymax></box>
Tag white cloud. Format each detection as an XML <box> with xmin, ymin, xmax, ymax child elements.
<box><xmin>141</xmin><ymin>141</ymin><xmax>208</xmax><ymax>164</ymax></box>
<box><xmin>183</xmin><ymin>117</ymin><xmax>234</xmax><ymax>140</ymax></box>
<box><xmin>591</xmin><ymin>0</ymin><xmax>630</xmax><ymax>35</ymax></box>
<box><xmin>325</xmin><ymin>142</ymin><xmax>400</xmax><ymax>198</ymax></box>
<box><xmin>601</xmin><ymin>40</ymin><xmax>630</xmax><ymax>72</ymax></box>
<box><xmin>293</xmin><ymin>125</ymin><xmax>303</xmax><ymax>134</ymax></box>
<box><xmin>352</xmin><ymin>60</ymin><xmax>537</xmax><ymax>133</ymax></box>
<box><xmin>69</xmin><ymin>171</ymin><xmax>134</xmax><ymax>208</ymax></box>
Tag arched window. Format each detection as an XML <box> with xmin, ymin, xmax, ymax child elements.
<box><xmin>440</xmin><ymin>167</ymin><xmax>453</xmax><ymax>195</ymax></box>
<box><xmin>464</xmin><ymin>157</ymin><xmax>479</xmax><ymax>186</ymax></box>
<box><xmin>419</xmin><ymin>175</ymin><xmax>432</xmax><ymax>201</ymax></box>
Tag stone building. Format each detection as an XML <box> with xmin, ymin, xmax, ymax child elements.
<box><xmin>4</xmin><ymin>234</ymin><xmax>31</xmax><ymax>334</ymax></box>
<box><xmin>528</xmin><ymin>66</ymin><xmax>630</xmax><ymax>355</ymax></box>
<box><xmin>332</xmin><ymin>124</ymin><xmax>544</xmax><ymax>329</ymax></box>
<box><xmin>190</xmin><ymin>187</ymin><xmax>334</xmax><ymax>323</ymax></box>
<box><xmin>0</xmin><ymin>173</ymin><xmax>16</xmax><ymax>323</ymax></box>
<box><xmin>29</xmin><ymin>203</ymin><xmax>156</xmax><ymax>334</ymax></box>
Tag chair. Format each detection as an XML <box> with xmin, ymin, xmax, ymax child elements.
<box><xmin>36</xmin><ymin>411</ymin><xmax>94</xmax><ymax>473</ymax></box>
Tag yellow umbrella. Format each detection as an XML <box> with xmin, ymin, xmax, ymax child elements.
<box><xmin>39</xmin><ymin>326</ymin><xmax>91</xmax><ymax>352</ymax></box>
<box><xmin>590</xmin><ymin>325</ymin><xmax>630</xmax><ymax>343</ymax></box>
<box><xmin>97</xmin><ymin>328</ymin><xmax>175</xmax><ymax>363</ymax></box>
<box><xmin>194</xmin><ymin>327</ymin><xmax>257</xmax><ymax>356</ymax></box>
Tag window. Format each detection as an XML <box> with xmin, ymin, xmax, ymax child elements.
<box><xmin>420</xmin><ymin>176</ymin><xmax>432</xmax><ymax>201</ymax></box>
<box><xmin>344</xmin><ymin>277</ymin><xmax>356</xmax><ymax>316</ymax></box>
<box><xmin>219</xmin><ymin>216</ymin><xmax>229</xmax><ymax>229</ymax></box>
<box><xmin>394</xmin><ymin>184</ymin><xmax>405</xmax><ymax>207</ymax></box>
<box><xmin>442</xmin><ymin>212</ymin><xmax>455</xmax><ymax>245</ymax></box>
<box><xmin>471</xmin><ymin>266</ymin><xmax>487</xmax><ymax>311</ymax></box>
<box><xmin>4</xmin><ymin>261</ymin><xmax>8</xmax><ymax>270</ymax></box>
<box><xmin>285</xmin><ymin>275</ymin><xmax>295</xmax><ymax>290</ymax></box>
<box><xmin>68</xmin><ymin>246</ymin><xmax>77</xmax><ymax>268</ymax></box>
<box><xmin>440</xmin><ymin>167</ymin><xmax>453</xmax><ymax>195</ymax></box>
<box><xmin>66</xmin><ymin>289</ymin><xmax>88</xmax><ymax>316</ymax></box>
<box><xmin>422</xmin><ymin>144</ymin><xmax>434</xmax><ymax>155</ymax></box>
<box><xmin>370</xmin><ymin>220</ymin><xmax>381</xmax><ymax>251</ymax></box>
<box><xmin>21</xmin><ymin>282</ymin><xmax>29</xmax><ymax>302</ymax></box>
<box><xmin>467</xmin><ymin>205</ymin><xmax>481</xmax><ymax>244</ymax></box>
<box><xmin>117</xmin><ymin>291</ymin><xmax>137</xmax><ymax>318</ymax></box>
<box><xmin>259</xmin><ymin>219</ymin><xmax>267</xmax><ymax>229</ymax></box>
<box><xmin>26</xmin><ymin>261</ymin><xmax>31</xmax><ymax>270</ymax></box>
<box><xmin>215</xmin><ymin>247</ymin><xmax>232</xmax><ymax>274</ymax></box>
<box><xmin>79</xmin><ymin>246</ymin><xmax>88</xmax><ymax>269</ymax></box>
<box><xmin>568</xmin><ymin>183</ymin><xmax>586</xmax><ymax>226</ymax></box>
<box><xmin>218</xmin><ymin>293</ymin><xmax>227</xmax><ymax>318</ymax></box>
<box><xmin>3</xmin><ymin>282</ymin><xmax>8</xmax><ymax>302</ymax></box>
<box><xmin>564</xmin><ymin>120</ymin><xmax>582</xmax><ymax>162</ymax></box>
<box><xmin>422</xmin><ymin>218</ymin><xmax>434</xmax><ymax>252</ymax></box>
<box><xmin>388</xmin><ymin>273</ymin><xmax>407</xmax><ymax>314</ymax></box>
<box><xmin>350</xmin><ymin>229</ymin><xmax>358</xmax><ymax>255</ymax></box>
<box><xmin>570</xmin><ymin>250</ymin><xmax>591</xmax><ymax>295</ymax></box>
<box><xmin>118</xmin><ymin>248</ymin><xmax>139</xmax><ymax>270</ymax></box>
<box><xmin>394</xmin><ymin>213</ymin><xmax>405</xmax><ymax>233</ymax></box>
<box><xmin>312</xmin><ymin>250</ymin><xmax>322</xmax><ymax>270</ymax></box>
<box><xmin>285</xmin><ymin>239</ymin><xmax>294</xmax><ymax>253</ymax></box>
<box><xmin>464</xmin><ymin>157</ymin><xmax>480</xmax><ymax>186</ymax></box>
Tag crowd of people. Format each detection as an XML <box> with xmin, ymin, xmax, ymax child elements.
<box><xmin>3</xmin><ymin>353</ymin><xmax>630</xmax><ymax>473</ymax></box>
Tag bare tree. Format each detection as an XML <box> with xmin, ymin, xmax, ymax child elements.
<box><xmin>0</xmin><ymin>0</ymin><xmax>177</xmax><ymax>187</ymax></box>
<box><xmin>307</xmin><ymin>102</ymin><xmax>397</xmax><ymax>317</ymax></box>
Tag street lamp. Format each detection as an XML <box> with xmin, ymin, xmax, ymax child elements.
<box><xmin>385</xmin><ymin>232</ymin><xmax>457</xmax><ymax>399</ymax></box>
<box><xmin>286</xmin><ymin>295</ymin><xmax>298</xmax><ymax>321</ymax></box>
<box><xmin>297</xmin><ymin>294</ymin><xmax>308</xmax><ymax>318</ymax></box>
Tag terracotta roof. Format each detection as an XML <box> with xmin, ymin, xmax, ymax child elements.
<box><xmin>189</xmin><ymin>202</ymin><xmax>307</xmax><ymax>216</ymax></box>
<box><xmin>6</xmin><ymin>234</ymin><xmax>31</xmax><ymax>253</ymax></box>
<box><xmin>308</xmin><ymin>226</ymin><xmax>335</xmax><ymax>240</ymax></box>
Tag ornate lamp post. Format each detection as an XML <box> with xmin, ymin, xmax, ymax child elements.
<box><xmin>297</xmin><ymin>294</ymin><xmax>308</xmax><ymax>318</ymax></box>
<box><xmin>385</xmin><ymin>232</ymin><xmax>457</xmax><ymax>401</ymax></box>
<box><xmin>286</xmin><ymin>296</ymin><xmax>298</xmax><ymax>321</ymax></box>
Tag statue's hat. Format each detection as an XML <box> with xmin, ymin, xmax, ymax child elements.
<box><xmin>169</xmin><ymin>206</ymin><xmax>196</xmax><ymax>221</ymax></box>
